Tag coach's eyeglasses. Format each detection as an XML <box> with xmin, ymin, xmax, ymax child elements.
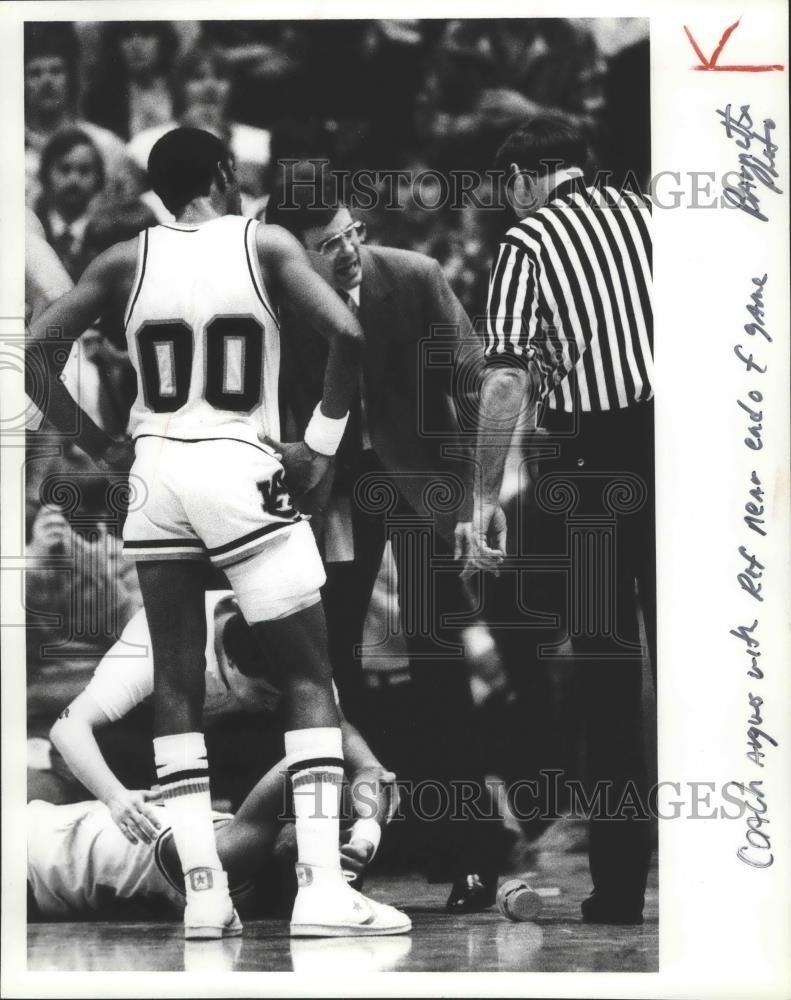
<box><xmin>317</xmin><ymin>220</ymin><xmax>366</xmax><ymax>256</ymax></box>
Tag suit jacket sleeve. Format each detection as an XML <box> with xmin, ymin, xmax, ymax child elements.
<box><xmin>421</xmin><ymin>258</ymin><xmax>476</xmax><ymax>519</ymax></box>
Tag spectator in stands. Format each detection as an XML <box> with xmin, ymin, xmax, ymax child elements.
<box><xmin>33</xmin><ymin>127</ymin><xmax>156</xmax><ymax>316</ymax></box>
<box><xmin>25</xmin><ymin>481</ymin><xmax>142</xmax><ymax>780</ymax></box>
<box><xmin>83</xmin><ymin>22</ymin><xmax>179</xmax><ymax>141</ymax></box>
<box><xmin>127</xmin><ymin>42</ymin><xmax>271</xmax><ymax>211</ymax></box>
<box><xmin>415</xmin><ymin>19</ymin><xmax>601</xmax><ymax>171</ymax></box>
<box><xmin>34</xmin><ymin>128</ymin><xmax>106</xmax><ymax>282</ymax></box>
<box><xmin>199</xmin><ymin>21</ymin><xmax>311</xmax><ymax>130</ymax></box>
<box><xmin>24</xmin><ymin>23</ymin><xmax>129</xmax><ymax>206</ymax></box>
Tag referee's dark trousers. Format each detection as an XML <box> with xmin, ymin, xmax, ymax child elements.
<box><xmin>519</xmin><ymin>398</ymin><xmax>655</xmax><ymax>912</ymax></box>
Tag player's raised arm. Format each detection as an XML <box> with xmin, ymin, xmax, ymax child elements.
<box><xmin>255</xmin><ymin>223</ymin><xmax>364</xmax><ymax>494</ymax></box>
<box><xmin>26</xmin><ymin>241</ymin><xmax>137</xmax><ymax>467</ymax></box>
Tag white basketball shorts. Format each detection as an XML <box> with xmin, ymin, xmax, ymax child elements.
<box><xmin>123</xmin><ymin>435</ymin><xmax>315</xmax><ymax>571</ymax></box>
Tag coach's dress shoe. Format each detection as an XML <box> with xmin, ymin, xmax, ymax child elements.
<box><xmin>581</xmin><ymin>892</ymin><xmax>644</xmax><ymax>925</ymax></box>
<box><xmin>445</xmin><ymin>873</ymin><xmax>497</xmax><ymax>913</ymax></box>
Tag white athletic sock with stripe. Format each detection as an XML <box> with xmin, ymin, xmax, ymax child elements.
<box><xmin>154</xmin><ymin>732</ymin><xmax>223</xmax><ymax>878</ymax></box>
<box><xmin>285</xmin><ymin>727</ymin><xmax>345</xmax><ymax>876</ymax></box>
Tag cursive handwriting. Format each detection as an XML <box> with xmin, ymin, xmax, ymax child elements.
<box><xmin>717</xmin><ymin>105</ymin><xmax>782</xmax><ymax>221</ymax></box>
<box><xmin>746</xmin><ymin>692</ymin><xmax>778</xmax><ymax>767</ymax></box>
<box><xmin>730</xmin><ymin>617</ymin><xmax>762</xmax><ymax>678</ymax></box>
<box><xmin>743</xmin><ymin>470</ymin><xmax>766</xmax><ymax>536</ymax></box>
<box><xmin>730</xmin><ymin>272</ymin><xmax>776</xmax><ymax>870</ymax></box>
<box><xmin>744</xmin><ymin>273</ymin><xmax>772</xmax><ymax>342</ymax></box>
<box><xmin>737</xmin><ymin>545</ymin><xmax>764</xmax><ymax>601</ymax></box>
<box><xmin>737</xmin><ymin>391</ymin><xmax>764</xmax><ymax>450</ymax></box>
<box><xmin>733</xmin><ymin>781</ymin><xmax>774</xmax><ymax>868</ymax></box>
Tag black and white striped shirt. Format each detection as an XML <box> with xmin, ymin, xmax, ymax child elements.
<box><xmin>484</xmin><ymin>177</ymin><xmax>653</xmax><ymax>413</ymax></box>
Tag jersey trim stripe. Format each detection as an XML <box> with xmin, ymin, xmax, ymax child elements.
<box><xmin>244</xmin><ymin>219</ymin><xmax>279</xmax><ymax>329</ymax></box>
<box><xmin>132</xmin><ymin>433</ymin><xmax>280</xmax><ymax>459</ymax></box>
<box><xmin>124</xmin><ymin>538</ymin><xmax>205</xmax><ymax>549</ymax></box>
<box><xmin>123</xmin><ymin>228</ymin><xmax>149</xmax><ymax>330</ymax></box>
<box><xmin>122</xmin><ymin>549</ymin><xmax>207</xmax><ymax>562</ymax></box>
<box><xmin>208</xmin><ymin>520</ymin><xmax>300</xmax><ymax>558</ymax></box>
<box><xmin>122</xmin><ymin>539</ymin><xmax>207</xmax><ymax>561</ymax></box>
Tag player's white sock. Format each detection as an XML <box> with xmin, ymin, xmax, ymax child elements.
<box><xmin>285</xmin><ymin>727</ymin><xmax>345</xmax><ymax>874</ymax></box>
<box><xmin>154</xmin><ymin>732</ymin><xmax>223</xmax><ymax>877</ymax></box>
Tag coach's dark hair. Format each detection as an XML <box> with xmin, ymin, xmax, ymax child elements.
<box><xmin>147</xmin><ymin>127</ymin><xmax>232</xmax><ymax>214</ymax></box>
<box><xmin>265</xmin><ymin>161</ymin><xmax>342</xmax><ymax>242</ymax></box>
<box><xmin>495</xmin><ymin>116</ymin><xmax>590</xmax><ymax>180</ymax></box>
<box><xmin>39</xmin><ymin>128</ymin><xmax>106</xmax><ymax>190</ymax></box>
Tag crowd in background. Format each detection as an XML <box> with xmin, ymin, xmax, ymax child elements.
<box><xmin>24</xmin><ymin>18</ymin><xmax>651</xmax><ymax>863</ymax></box>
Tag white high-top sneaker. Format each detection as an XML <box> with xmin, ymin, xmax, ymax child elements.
<box><xmin>290</xmin><ymin>864</ymin><xmax>412</xmax><ymax>937</ymax></box>
<box><xmin>183</xmin><ymin>867</ymin><xmax>243</xmax><ymax>940</ymax></box>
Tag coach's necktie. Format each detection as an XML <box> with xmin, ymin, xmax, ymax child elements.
<box><xmin>337</xmin><ymin>290</ymin><xmax>372</xmax><ymax>452</ymax></box>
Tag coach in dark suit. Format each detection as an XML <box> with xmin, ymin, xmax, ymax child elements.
<box><xmin>266</xmin><ymin>168</ymin><xmax>502</xmax><ymax>910</ymax></box>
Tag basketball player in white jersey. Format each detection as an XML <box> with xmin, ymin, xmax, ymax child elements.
<box><xmin>26</xmin><ymin>127</ymin><xmax>409</xmax><ymax>938</ymax></box>
<box><xmin>49</xmin><ymin>590</ymin><xmax>396</xmax><ymax>866</ymax></box>
<box><xmin>29</xmin><ymin>745</ymin><xmax>395</xmax><ymax>922</ymax></box>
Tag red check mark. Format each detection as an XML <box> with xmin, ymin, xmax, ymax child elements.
<box><xmin>684</xmin><ymin>18</ymin><xmax>784</xmax><ymax>71</ymax></box>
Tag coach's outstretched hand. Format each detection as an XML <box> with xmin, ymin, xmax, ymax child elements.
<box><xmin>455</xmin><ymin>503</ymin><xmax>507</xmax><ymax>580</ymax></box>
<box><xmin>259</xmin><ymin>435</ymin><xmax>330</xmax><ymax>498</ymax></box>
<box><xmin>108</xmin><ymin>788</ymin><xmax>162</xmax><ymax>845</ymax></box>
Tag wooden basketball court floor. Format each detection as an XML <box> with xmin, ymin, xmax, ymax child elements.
<box><xmin>28</xmin><ymin>853</ymin><xmax>658</xmax><ymax>974</ymax></box>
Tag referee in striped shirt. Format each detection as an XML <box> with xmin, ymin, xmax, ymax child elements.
<box><xmin>456</xmin><ymin>117</ymin><xmax>655</xmax><ymax>925</ymax></box>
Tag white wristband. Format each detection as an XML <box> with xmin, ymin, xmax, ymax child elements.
<box><xmin>304</xmin><ymin>404</ymin><xmax>349</xmax><ymax>457</ymax></box>
<box><xmin>349</xmin><ymin>818</ymin><xmax>382</xmax><ymax>858</ymax></box>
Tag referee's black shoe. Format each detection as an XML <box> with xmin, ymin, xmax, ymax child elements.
<box><xmin>581</xmin><ymin>892</ymin><xmax>644</xmax><ymax>925</ymax></box>
<box><xmin>445</xmin><ymin>873</ymin><xmax>497</xmax><ymax>913</ymax></box>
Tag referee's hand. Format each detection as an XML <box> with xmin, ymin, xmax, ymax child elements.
<box><xmin>455</xmin><ymin>504</ymin><xmax>507</xmax><ymax>580</ymax></box>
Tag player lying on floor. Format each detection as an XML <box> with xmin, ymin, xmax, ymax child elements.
<box><xmin>49</xmin><ymin>590</ymin><xmax>382</xmax><ymax>847</ymax></box>
<box><xmin>28</xmin><ymin>750</ymin><xmax>405</xmax><ymax>930</ymax></box>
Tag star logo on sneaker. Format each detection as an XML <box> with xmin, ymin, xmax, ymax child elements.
<box><xmin>189</xmin><ymin>868</ymin><xmax>214</xmax><ymax>892</ymax></box>
<box><xmin>295</xmin><ymin>864</ymin><xmax>313</xmax><ymax>888</ymax></box>
<box><xmin>352</xmin><ymin>900</ymin><xmax>364</xmax><ymax>912</ymax></box>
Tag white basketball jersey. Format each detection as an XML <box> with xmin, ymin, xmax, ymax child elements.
<box><xmin>27</xmin><ymin>800</ymin><xmax>239</xmax><ymax>918</ymax></box>
<box><xmin>124</xmin><ymin>216</ymin><xmax>280</xmax><ymax>445</ymax></box>
<box><xmin>27</xmin><ymin>800</ymin><xmax>182</xmax><ymax>917</ymax></box>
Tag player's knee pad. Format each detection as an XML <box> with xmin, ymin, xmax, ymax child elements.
<box><xmin>223</xmin><ymin>520</ymin><xmax>326</xmax><ymax>623</ymax></box>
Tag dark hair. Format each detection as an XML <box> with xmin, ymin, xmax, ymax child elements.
<box><xmin>494</xmin><ymin>116</ymin><xmax>589</xmax><ymax>180</ymax></box>
<box><xmin>39</xmin><ymin>128</ymin><xmax>105</xmax><ymax>190</ymax></box>
<box><xmin>83</xmin><ymin>23</ymin><xmax>180</xmax><ymax>141</ymax></box>
<box><xmin>24</xmin><ymin>23</ymin><xmax>80</xmax><ymax>105</ymax></box>
<box><xmin>222</xmin><ymin>612</ymin><xmax>263</xmax><ymax>678</ymax></box>
<box><xmin>171</xmin><ymin>42</ymin><xmax>232</xmax><ymax>117</ymax></box>
<box><xmin>147</xmin><ymin>126</ymin><xmax>231</xmax><ymax>214</ymax></box>
<box><xmin>265</xmin><ymin>161</ymin><xmax>342</xmax><ymax>242</ymax></box>
<box><xmin>109</xmin><ymin>20</ymin><xmax>178</xmax><ymax>56</ymax></box>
